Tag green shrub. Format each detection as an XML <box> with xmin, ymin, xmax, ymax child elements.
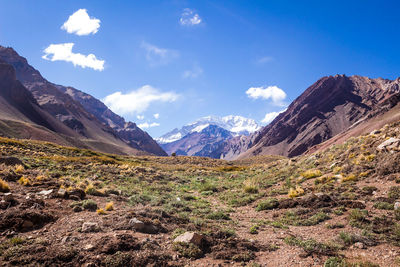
<box><xmin>256</xmin><ymin>198</ymin><xmax>279</xmax><ymax>211</ymax></box>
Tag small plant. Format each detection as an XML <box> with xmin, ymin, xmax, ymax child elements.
<box><xmin>349</xmin><ymin>209</ymin><xmax>368</xmax><ymax>228</ymax></box>
<box><xmin>173</xmin><ymin>242</ymin><xmax>203</xmax><ymax>259</ymax></box>
<box><xmin>301</xmin><ymin>169</ymin><xmax>322</xmax><ymax>179</ymax></box>
<box><xmin>243</xmin><ymin>179</ymin><xmax>259</xmax><ymax>194</ymax></box>
<box><xmin>249</xmin><ymin>225</ymin><xmax>259</xmax><ymax>234</ymax></box>
<box><xmin>82</xmin><ymin>199</ymin><xmax>98</xmax><ymax>211</ymax></box>
<box><xmin>0</xmin><ymin>178</ymin><xmax>10</xmax><ymax>192</ymax></box>
<box><xmin>342</xmin><ymin>174</ymin><xmax>357</xmax><ymax>182</ymax></box>
<box><xmin>373</xmin><ymin>201</ymin><xmax>394</xmax><ymax>210</ymax></box>
<box><xmin>105</xmin><ymin>201</ymin><xmax>114</xmax><ymax>211</ymax></box>
<box><xmin>324</xmin><ymin>257</ymin><xmax>345</xmax><ymax>267</ymax></box>
<box><xmin>96</xmin><ymin>208</ymin><xmax>106</xmax><ymax>215</ymax></box>
<box><xmin>388</xmin><ymin>186</ymin><xmax>400</xmax><ymax>199</ymax></box>
<box><xmin>14</xmin><ymin>164</ymin><xmax>24</xmax><ymax>174</ymax></box>
<box><xmin>256</xmin><ymin>198</ymin><xmax>279</xmax><ymax>211</ymax></box>
<box><xmin>17</xmin><ymin>176</ymin><xmax>30</xmax><ymax>186</ymax></box>
<box><xmin>288</xmin><ymin>186</ymin><xmax>304</xmax><ymax>198</ymax></box>
<box><xmin>85</xmin><ymin>184</ymin><xmax>105</xmax><ymax>196</ymax></box>
<box><xmin>206</xmin><ymin>210</ymin><xmax>230</xmax><ymax>220</ymax></box>
<box><xmin>171</xmin><ymin>152</ymin><xmax>177</xmax><ymax>157</ymax></box>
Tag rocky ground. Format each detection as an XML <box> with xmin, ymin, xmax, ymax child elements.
<box><xmin>1</xmin><ymin>122</ymin><xmax>400</xmax><ymax>266</ymax></box>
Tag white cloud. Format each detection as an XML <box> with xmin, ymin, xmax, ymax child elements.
<box><xmin>141</xmin><ymin>41</ymin><xmax>179</xmax><ymax>66</ymax></box>
<box><xmin>138</xmin><ymin>122</ymin><xmax>160</xmax><ymax>129</ymax></box>
<box><xmin>182</xmin><ymin>65</ymin><xmax>203</xmax><ymax>79</ymax></box>
<box><xmin>180</xmin><ymin>8</ymin><xmax>202</xmax><ymax>26</ymax></box>
<box><xmin>261</xmin><ymin>109</ymin><xmax>286</xmax><ymax>124</ymax></box>
<box><xmin>153</xmin><ymin>113</ymin><xmax>160</xmax><ymax>119</ymax></box>
<box><xmin>137</xmin><ymin>115</ymin><xmax>145</xmax><ymax>120</ymax></box>
<box><xmin>61</xmin><ymin>9</ymin><xmax>100</xmax><ymax>36</ymax></box>
<box><xmin>246</xmin><ymin>86</ymin><xmax>287</xmax><ymax>105</ymax></box>
<box><xmin>42</xmin><ymin>43</ymin><xmax>104</xmax><ymax>71</ymax></box>
<box><xmin>103</xmin><ymin>85</ymin><xmax>180</xmax><ymax>115</ymax></box>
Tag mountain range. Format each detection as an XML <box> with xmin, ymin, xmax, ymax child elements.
<box><xmin>1</xmin><ymin>46</ymin><xmax>400</xmax><ymax>161</ymax></box>
<box><xmin>157</xmin><ymin>115</ymin><xmax>260</xmax><ymax>158</ymax></box>
<box><xmin>0</xmin><ymin>46</ymin><xmax>166</xmax><ymax>156</ymax></box>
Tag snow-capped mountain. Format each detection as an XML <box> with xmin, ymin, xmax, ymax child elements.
<box><xmin>156</xmin><ymin>115</ymin><xmax>260</xmax><ymax>144</ymax></box>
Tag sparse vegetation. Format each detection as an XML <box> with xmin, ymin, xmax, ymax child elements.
<box><xmin>0</xmin><ymin>178</ymin><xmax>10</xmax><ymax>192</ymax></box>
<box><xmin>1</xmin><ymin>120</ymin><xmax>400</xmax><ymax>265</ymax></box>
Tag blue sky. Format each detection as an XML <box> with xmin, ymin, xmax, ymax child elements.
<box><xmin>1</xmin><ymin>0</ymin><xmax>400</xmax><ymax>137</ymax></box>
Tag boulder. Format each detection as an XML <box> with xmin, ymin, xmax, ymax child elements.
<box><xmin>38</xmin><ymin>189</ymin><xmax>53</xmax><ymax>197</ymax></box>
<box><xmin>81</xmin><ymin>222</ymin><xmax>100</xmax><ymax>233</ymax></box>
<box><xmin>394</xmin><ymin>201</ymin><xmax>400</xmax><ymax>211</ymax></box>
<box><xmin>129</xmin><ymin>218</ymin><xmax>158</xmax><ymax>234</ymax></box>
<box><xmin>377</xmin><ymin>137</ymin><xmax>400</xmax><ymax>151</ymax></box>
<box><xmin>173</xmin><ymin>232</ymin><xmax>204</xmax><ymax>246</ymax></box>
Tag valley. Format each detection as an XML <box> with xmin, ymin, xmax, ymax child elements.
<box><xmin>1</xmin><ymin>120</ymin><xmax>400</xmax><ymax>266</ymax></box>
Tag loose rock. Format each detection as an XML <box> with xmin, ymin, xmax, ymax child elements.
<box><xmin>81</xmin><ymin>222</ymin><xmax>100</xmax><ymax>233</ymax></box>
<box><xmin>173</xmin><ymin>232</ymin><xmax>204</xmax><ymax>246</ymax></box>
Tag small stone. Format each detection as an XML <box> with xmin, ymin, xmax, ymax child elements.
<box><xmin>69</xmin><ymin>189</ymin><xmax>85</xmax><ymax>200</ymax></box>
<box><xmin>394</xmin><ymin>202</ymin><xmax>400</xmax><ymax>211</ymax></box>
<box><xmin>57</xmin><ymin>188</ymin><xmax>67</xmax><ymax>198</ymax></box>
<box><xmin>129</xmin><ymin>218</ymin><xmax>158</xmax><ymax>234</ymax></box>
<box><xmin>84</xmin><ymin>244</ymin><xmax>95</xmax><ymax>251</ymax></box>
<box><xmin>370</xmin><ymin>130</ymin><xmax>381</xmax><ymax>135</ymax></box>
<box><xmin>81</xmin><ymin>222</ymin><xmax>100</xmax><ymax>233</ymax></box>
<box><xmin>3</xmin><ymin>193</ymin><xmax>14</xmax><ymax>202</ymax></box>
<box><xmin>38</xmin><ymin>189</ymin><xmax>53</xmax><ymax>196</ymax></box>
<box><xmin>353</xmin><ymin>242</ymin><xmax>366</xmax><ymax>249</ymax></box>
<box><xmin>173</xmin><ymin>232</ymin><xmax>204</xmax><ymax>246</ymax></box>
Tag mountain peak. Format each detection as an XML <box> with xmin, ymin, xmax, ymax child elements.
<box><xmin>156</xmin><ymin>115</ymin><xmax>260</xmax><ymax>144</ymax></box>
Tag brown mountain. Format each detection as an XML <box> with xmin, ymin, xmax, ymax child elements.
<box><xmin>59</xmin><ymin>86</ymin><xmax>167</xmax><ymax>156</ymax></box>
<box><xmin>0</xmin><ymin>46</ymin><xmax>166</xmax><ymax>156</ymax></box>
<box><xmin>224</xmin><ymin>74</ymin><xmax>400</xmax><ymax>159</ymax></box>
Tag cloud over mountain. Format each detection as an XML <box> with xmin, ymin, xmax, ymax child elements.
<box><xmin>246</xmin><ymin>85</ymin><xmax>287</xmax><ymax>105</ymax></box>
<box><xmin>42</xmin><ymin>43</ymin><xmax>104</xmax><ymax>71</ymax></box>
<box><xmin>103</xmin><ymin>85</ymin><xmax>179</xmax><ymax>115</ymax></box>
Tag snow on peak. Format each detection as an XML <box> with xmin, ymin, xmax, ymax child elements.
<box><xmin>156</xmin><ymin>115</ymin><xmax>260</xmax><ymax>144</ymax></box>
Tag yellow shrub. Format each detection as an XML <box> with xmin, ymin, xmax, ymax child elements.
<box><xmin>348</xmin><ymin>153</ymin><xmax>355</xmax><ymax>159</ymax></box>
<box><xmin>342</xmin><ymin>174</ymin><xmax>357</xmax><ymax>182</ymax></box>
<box><xmin>333</xmin><ymin>166</ymin><xmax>342</xmax><ymax>174</ymax></box>
<box><xmin>36</xmin><ymin>175</ymin><xmax>46</xmax><ymax>181</ymax></box>
<box><xmin>18</xmin><ymin>176</ymin><xmax>30</xmax><ymax>186</ymax></box>
<box><xmin>105</xmin><ymin>202</ymin><xmax>114</xmax><ymax>211</ymax></box>
<box><xmin>359</xmin><ymin>172</ymin><xmax>369</xmax><ymax>178</ymax></box>
<box><xmin>366</xmin><ymin>154</ymin><xmax>375</xmax><ymax>162</ymax></box>
<box><xmin>96</xmin><ymin>208</ymin><xmax>106</xmax><ymax>215</ymax></box>
<box><xmin>301</xmin><ymin>169</ymin><xmax>322</xmax><ymax>179</ymax></box>
<box><xmin>0</xmin><ymin>178</ymin><xmax>10</xmax><ymax>192</ymax></box>
<box><xmin>288</xmin><ymin>186</ymin><xmax>305</xmax><ymax>198</ymax></box>
<box><xmin>243</xmin><ymin>179</ymin><xmax>259</xmax><ymax>193</ymax></box>
<box><xmin>14</xmin><ymin>165</ymin><xmax>24</xmax><ymax>174</ymax></box>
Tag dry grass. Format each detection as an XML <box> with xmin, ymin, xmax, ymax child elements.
<box><xmin>0</xmin><ymin>178</ymin><xmax>10</xmax><ymax>192</ymax></box>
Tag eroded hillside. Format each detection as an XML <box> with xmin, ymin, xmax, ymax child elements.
<box><xmin>0</xmin><ymin>121</ymin><xmax>400</xmax><ymax>266</ymax></box>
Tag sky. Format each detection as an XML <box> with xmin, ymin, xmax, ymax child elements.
<box><xmin>1</xmin><ymin>0</ymin><xmax>400</xmax><ymax>138</ymax></box>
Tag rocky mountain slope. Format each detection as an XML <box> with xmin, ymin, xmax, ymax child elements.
<box><xmin>0</xmin><ymin>46</ymin><xmax>165</xmax><ymax>156</ymax></box>
<box><xmin>224</xmin><ymin>75</ymin><xmax>400</xmax><ymax>159</ymax></box>
<box><xmin>58</xmin><ymin>86</ymin><xmax>166</xmax><ymax>156</ymax></box>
